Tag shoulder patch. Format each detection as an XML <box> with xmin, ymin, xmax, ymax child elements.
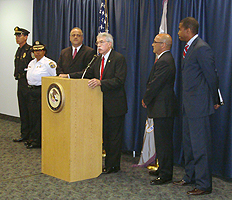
<box><xmin>49</xmin><ymin>62</ymin><xmax>56</xmax><ymax>68</ymax></box>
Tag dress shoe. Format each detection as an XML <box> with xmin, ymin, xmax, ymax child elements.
<box><xmin>24</xmin><ymin>140</ymin><xmax>32</xmax><ymax>146</ymax></box>
<box><xmin>173</xmin><ymin>179</ymin><xmax>190</xmax><ymax>186</ymax></box>
<box><xmin>26</xmin><ymin>142</ymin><xmax>41</xmax><ymax>149</ymax></box>
<box><xmin>102</xmin><ymin>166</ymin><xmax>120</xmax><ymax>174</ymax></box>
<box><xmin>13</xmin><ymin>137</ymin><xmax>27</xmax><ymax>142</ymax></box>
<box><xmin>187</xmin><ymin>188</ymin><xmax>211</xmax><ymax>195</ymax></box>
<box><xmin>150</xmin><ymin>177</ymin><xmax>172</xmax><ymax>185</ymax></box>
<box><xmin>149</xmin><ymin>170</ymin><xmax>159</xmax><ymax>176</ymax></box>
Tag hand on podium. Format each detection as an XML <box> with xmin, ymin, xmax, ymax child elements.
<box><xmin>59</xmin><ymin>74</ymin><xmax>69</xmax><ymax>78</ymax></box>
<box><xmin>88</xmin><ymin>78</ymin><xmax>101</xmax><ymax>89</ymax></box>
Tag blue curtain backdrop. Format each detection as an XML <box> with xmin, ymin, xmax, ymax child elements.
<box><xmin>33</xmin><ymin>0</ymin><xmax>232</xmax><ymax>179</ymax></box>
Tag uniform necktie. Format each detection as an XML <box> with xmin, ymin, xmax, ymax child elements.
<box><xmin>154</xmin><ymin>58</ymin><xmax>158</xmax><ymax>63</ymax></box>
<box><xmin>183</xmin><ymin>44</ymin><xmax>189</xmax><ymax>59</ymax></box>
<box><xmin>73</xmin><ymin>48</ymin><xmax>77</xmax><ymax>59</ymax></box>
<box><xmin>100</xmin><ymin>56</ymin><xmax>105</xmax><ymax>80</ymax></box>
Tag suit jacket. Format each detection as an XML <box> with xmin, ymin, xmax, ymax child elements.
<box><xmin>56</xmin><ymin>44</ymin><xmax>95</xmax><ymax>76</ymax></box>
<box><xmin>72</xmin><ymin>50</ymin><xmax>128</xmax><ymax>117</ymax></box>
<box><xmin>182</xmin><ymin>37</ymin><xmax>219</xmax><ymax>118</ymax></box>
<box><xmin>143</xmin><ymin>51</ymin><xmax>176</xmax><ymax>118</ymax></box>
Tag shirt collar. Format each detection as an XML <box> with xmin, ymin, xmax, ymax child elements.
<box><xmin>72</xmin><ymin>44</ymin><xmax>82</xmax><ymax>54</ymax></box>
<box><xmin>102</xmin><ymin>49</ymin><xmax>112</xmax><ymax>61</ymax></box>
<box><xmin>157</xmin><ymin>50</ymin><xmax>170</xmax><ymax>59</ymax></box>
<box><xmin>35</xmin><ymin>56</ymin><xmax>45</xmax><ymax>63</ymax></box>
<box><xmin>187</xmin><ymin>34</ymin><xmax>198</xmax><ymax>47</ymax></box>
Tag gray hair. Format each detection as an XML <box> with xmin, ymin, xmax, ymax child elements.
<box><xmin>97</xmin><ymin>32</ymin><xmax>114</xmax><ymax>48</ymax></box>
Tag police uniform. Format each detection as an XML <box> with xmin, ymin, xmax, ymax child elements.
<box><xmin>13</xmin><ymin>27</ymin><xmax>33</xmax><ymax>142</ymax></box>
<box><xmin>26</xmin><ymin>41</ymin><xmax>57</xmax><ymax>148</ymax></box>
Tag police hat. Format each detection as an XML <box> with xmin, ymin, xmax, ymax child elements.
<box><xmin>14</xmin><ymin>26</ymin><xmax>30</xmax><ymax>36</ymax></box>
<box><xmin>33</xmin><ymin>41</ymin><xmax>46</xmax><ymax>51</ymax></box>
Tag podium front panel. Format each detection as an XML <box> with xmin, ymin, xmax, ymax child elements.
<box><xmin>41</xmin><ymin>77</ymin><xmax>102</xmax><ymax>182</ymax></box>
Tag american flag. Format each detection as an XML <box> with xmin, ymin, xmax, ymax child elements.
<box><xmin>98</xmin><ymin>1</ymin><xmax>108</xmax><ymax>33</ymax></box>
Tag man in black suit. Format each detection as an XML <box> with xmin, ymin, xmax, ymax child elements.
<box><xmin>70</xmin><ymin>32</ymin><xmax>127</xmax><ymax>174</ymax></box>
<box><xmin>173</xmin><ymin>17</ymin><xmax>220</xmax><ymax>195</ymax></box>
<box><xmin>142</xmin><ymin>33</ymin><xmax>176</xmax><ymax>185</ymax></box>
<box><xmin>57</xmin><ymin>27</ymin><xmax>95</xmax><ymax>78</ymax></box>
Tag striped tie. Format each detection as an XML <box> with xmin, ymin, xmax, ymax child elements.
<box><xmin>183</xmin><ymin>44</ymin><xmax>189</xmax><ymax>59</ymax></box>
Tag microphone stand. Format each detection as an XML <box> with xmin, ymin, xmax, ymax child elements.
<box><xmin>81</xmin><ymin>55</ymin><xmax>97</xmax><ymax>79</ymax></box>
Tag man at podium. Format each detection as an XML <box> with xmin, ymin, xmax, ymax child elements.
<box><xmin>60</xmin><ymin>32</ymin><xmax>128</xmax><ymax>174</ymax></box>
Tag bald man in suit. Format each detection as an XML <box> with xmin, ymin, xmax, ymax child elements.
<box><xmin>57</xmin><ymin>27</ymin><xmax>95</xmax><ymax>78</ymax></box>
<box><xmin>142</xmin><ymin>33</ymin><xmax>176</xmax><ymax>185</ymax></box>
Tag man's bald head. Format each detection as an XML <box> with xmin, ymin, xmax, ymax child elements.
<box><xmin>158</xmin><ymin>33</ymin><xmax>172</xmax><ymax>49</ymax></box>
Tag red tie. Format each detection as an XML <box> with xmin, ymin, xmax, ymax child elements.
<box><xmin>154</xmin><ymin>58</ymin><xmax>158</xmax><ymax>63</ymax></box>
<box><xmin>183</xmin><ymin>44</ymin><xmax>189</xmax><ymax>59</ymax></box>
<box><xmin>100</xmin><ymin>57</ymin><xmax>105</xmax><ymax>80</ymax></box>
<box><xmin>73</xmin><ymin>48</ymin><xmax>77</xmax><ymax>59</ymax></box>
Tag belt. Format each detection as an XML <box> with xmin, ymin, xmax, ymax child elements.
<box><xmin>28</xmin><ymin>85</ymin><xmax>41</xmax><ymax>89</ymax></box>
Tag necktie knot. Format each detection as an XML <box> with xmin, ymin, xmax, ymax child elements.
<box><xmin>183</xmin><ymin>44</ymin><xmax>189</xmax><ymax>59</ymax></box>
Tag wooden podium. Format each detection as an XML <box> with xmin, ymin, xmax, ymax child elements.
<box><xmin>41</xmin><ymin>77</ymin><xmax>103</xmax><ymax>182</ymax></box>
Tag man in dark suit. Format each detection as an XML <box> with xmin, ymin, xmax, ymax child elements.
<box><xmin>70</xmin><ymin>32</ymin><xmax>128</xmax><ymax>174</ymax></box>
<box><xmin>142</xmin><ymin>33</ymin><xmax>176</xmax><ymax>185</ymax></box>
<box><xmin>57</xmin><ymin>27</ymin><xmax>95</xmax><ymax>78</ymax></box>
<box><xmin>173</xmin><ymin>17</ymin><xmax>220</xmax><ymax>195</ymax></box>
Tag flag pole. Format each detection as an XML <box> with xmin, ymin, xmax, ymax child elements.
<box><xmin>105</xmin><ymin>0</ymin><xmax>109</xmax><ymax>32</ymax></box>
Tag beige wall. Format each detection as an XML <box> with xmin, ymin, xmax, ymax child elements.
<box><xmin>0</xmin><ymin>0</ymin><xmax>33</xmax><ymax>117</ymax></box>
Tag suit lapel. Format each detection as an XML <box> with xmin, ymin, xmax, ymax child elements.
<box><xmin>182</xmin><ymin>37</ymin><xmax>199</xmax><ymax>68</ymax></box>
<box><xmin>69</xmin><ymin>45</ymin><xmax>84</xmax><ymax>66</ymax></box>
<box><xmin>95</xmin><ymin>56</ymin><xmax>102</xmax><ymax>79</ymax></box>
<box><xmin>147</xmin><ymin>63</ymin><xmax>156</xmax><ymax>84</ymax></box>
<box><xmin>67</xmin><ymin>47</ymin><xmax>73</xmax><ymax>65</ymax></box>
<box><xmin>102</xmin><ymin>50</ymin><xmax>113</xmax><ymax>79</ymax></box>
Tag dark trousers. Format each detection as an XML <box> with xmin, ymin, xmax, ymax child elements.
<box><xmin>103</xmin><ymin>112</ymin><xmax>125</xmax><ymax>168</ymax></box>
<box><xmin>153</xmin><ymin>117</ymin><xmax>174</xmax><ymax>180</ymax></box>
<box><xmin>182</xmin><ymin>112</ymin><xmax>212</xmax><ymax>192</ymax></box>
<box><xmin>28</xmin><ymin>87</ymin><xmax>41</xmax><ymax>144</ymax></box>
<box><xmin>17</xmin><ymin>78</ymin><xmax>30</xmax><ymax>139</ymax></box>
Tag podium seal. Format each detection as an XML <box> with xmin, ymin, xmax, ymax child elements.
<box><xmin>47</xmin><ymin>83</ymin><xmax>65</xmax><ymax>112</ymax></box>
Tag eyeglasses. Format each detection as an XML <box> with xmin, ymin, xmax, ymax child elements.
<box><xmin>95</xmin><ymin>40</ymin><xmax>107</xmax><ymax>45</ymax></box>
<box><xmin>71</xmin><ymin>34</ymin><xmax>82</xmax><ymax>37</ymax></box>
<box><xmin>153</xmin><ymin>41</ymin><xmax>163</xmax><ymax>44</ymax></box>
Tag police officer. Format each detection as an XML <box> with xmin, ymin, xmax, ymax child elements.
<box><xmin>25</xmin><ymin>41</ymin><xmax>57</xmax><ymax>148</ymax></box>
<box><xmin>13</xmin><ymin>26</ymin><xmax>33</xmax><ymax>143</ymax></box>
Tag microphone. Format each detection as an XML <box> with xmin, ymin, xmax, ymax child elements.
<box><xmin>81</xmin><ymin>55</ymin><xmax>98</xmax><ymax>79</ymax></box>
